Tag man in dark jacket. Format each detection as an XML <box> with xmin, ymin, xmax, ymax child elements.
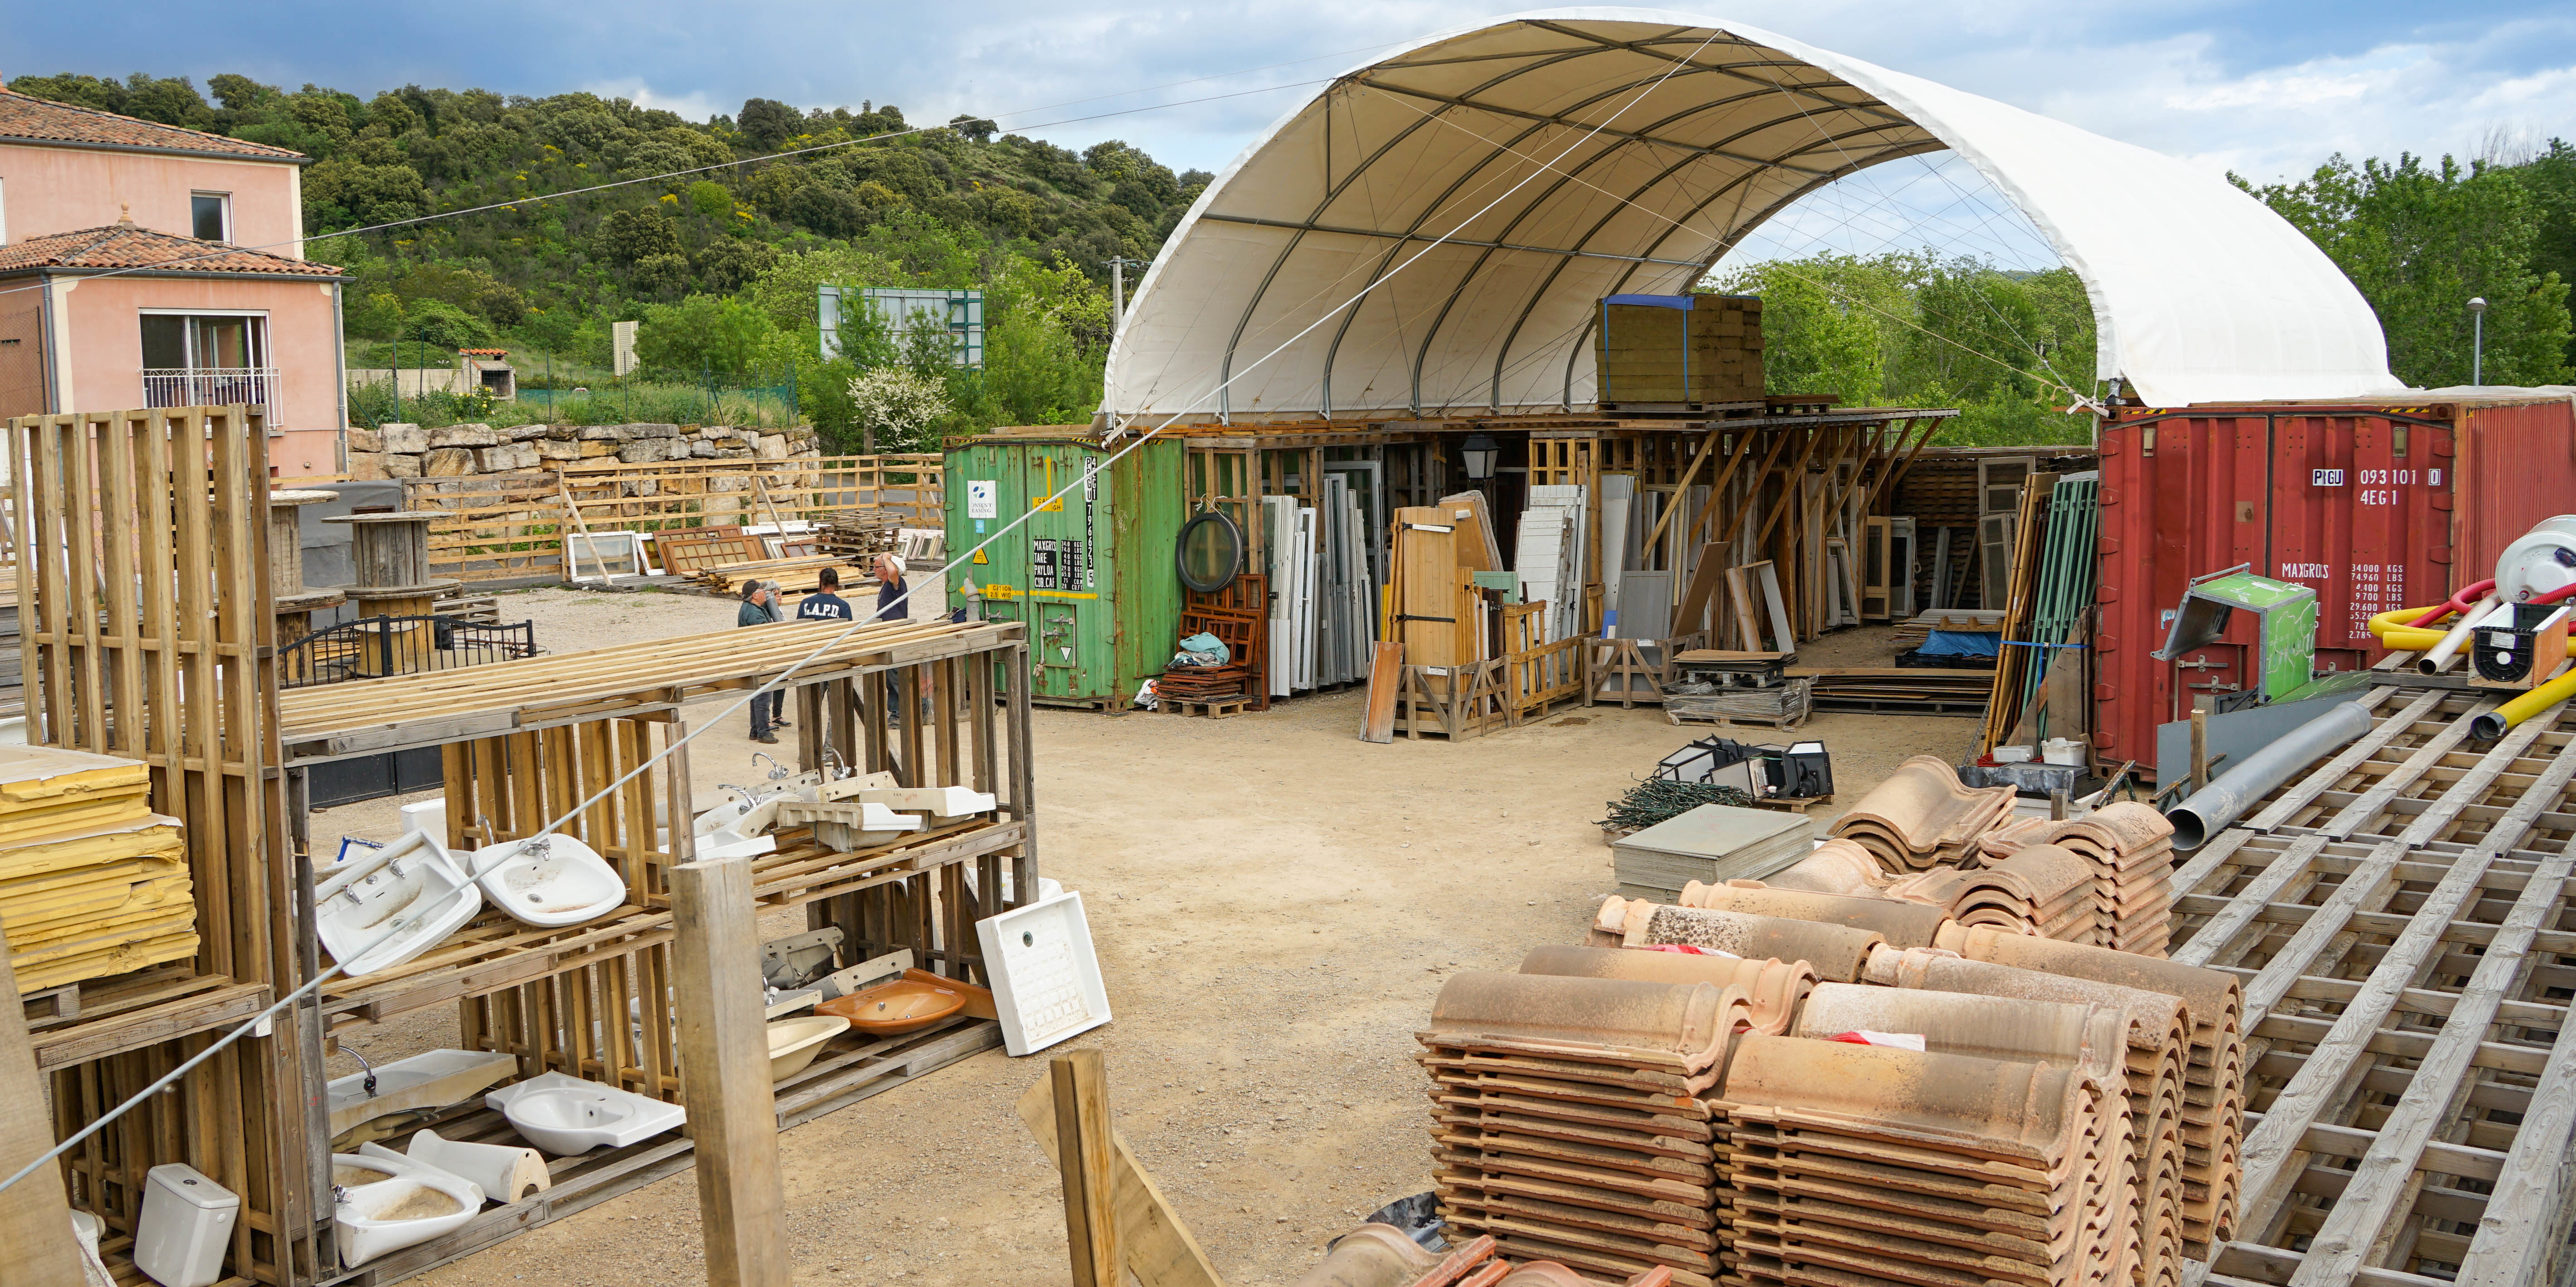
<box><xmin>738</xmin><ymin>581</ymin><xmax>784</xmax><ymax>744</ymax></box>
<box><xmin>796</xmin><ymin>567</ymin><xmax>855</xmax><ymax>622</ymax></box>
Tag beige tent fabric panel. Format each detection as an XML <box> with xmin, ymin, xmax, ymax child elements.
<box><xmin>1103</xmin><ymin>9</ymin><xmax>2396</xmax><ymax>422</ymax></box>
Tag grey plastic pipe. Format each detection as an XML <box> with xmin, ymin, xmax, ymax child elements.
<box><xmin>2164</xmin><ymin>700</ymin><xmax>2374</xmax><ymax>850</ymax></box>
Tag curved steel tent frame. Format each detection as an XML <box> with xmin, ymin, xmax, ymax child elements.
<box><xmin>1102</xmin><ymin>10</ymin><xmax>2395</xmax><ymax>422</ymax></box>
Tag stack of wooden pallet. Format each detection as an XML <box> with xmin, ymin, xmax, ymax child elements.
<box><xmin>1889</xmin><ymin>608</ymin><xmax>2004</xmax><ymax>651</ymax></box>
<box><xmin>1</xmin><ymin>745</ymin><xmax>196</xmax><ymax>993</ymax></box>
<box><xmin>1790</xmin><ymin>666</ymin><xmax>1994</xmax><ymax>716</ymax></box>
<box><xmin>1974</xmin><ymin>805</ymin><xmax>2179</xmax><ymax>957</ymax></box>
<box><xmin>818</xmin><ymin>508</ymin><xmax>902</xmax><ymax>559</ymax></box>
<box><xmin>1825</xmin><ymin>755</ymin><xmax>2014</xmax><ymax>871</ymax></box>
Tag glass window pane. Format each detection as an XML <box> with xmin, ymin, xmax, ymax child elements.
<box><xmin>140</xmin><ymin>315</ymin><xmax>186</xmax><ymax>368</ymax></box>
<box><xmin>191</xmin><ymin>193</ymin><xmax>226</xmax><ymax>241</ymax></box>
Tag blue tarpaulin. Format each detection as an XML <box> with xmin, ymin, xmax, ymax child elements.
<box><xmin>1922</xmin><ymin>630</ymin><xmax>2002</xmax><ymax>658</ymax></box>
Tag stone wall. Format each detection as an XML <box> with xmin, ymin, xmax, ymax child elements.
<box><xmin>342</xmin><ymin>422</ymin><xmax>822</xmax><ymax>480</ymax></box>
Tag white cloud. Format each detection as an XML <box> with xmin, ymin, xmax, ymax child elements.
<box><xmin>580</xmin><ymin>78</ymin><xmax>723</xmax><ymax>124</ymax></box>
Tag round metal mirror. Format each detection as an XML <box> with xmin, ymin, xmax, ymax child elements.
<box><xmin>1176</xmin><ymin>511</ymin><xmax>1245</xmax><ymax>593</ymax></box>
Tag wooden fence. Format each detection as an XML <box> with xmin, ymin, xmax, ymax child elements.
<box><xmin>400</xmin><ymin>454</ymin><xmax>942</xmax><ymax>583</ymax></box>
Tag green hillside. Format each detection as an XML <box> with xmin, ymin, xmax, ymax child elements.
<box><xmin>7</xmin><ymin>71</ymin><xmax>1202</xmax><ymax>443</ymax></box>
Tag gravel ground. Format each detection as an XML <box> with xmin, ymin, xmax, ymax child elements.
<box><xmin>316</xmin><ymin>587</ymin><xmax>1977</xmax><ymax>1287</ymax></box>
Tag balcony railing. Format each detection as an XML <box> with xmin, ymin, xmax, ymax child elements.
<box><xmin>142</xmin><ymin>367</ymin><xmax>280</xmax><ymax>409</ymax></box>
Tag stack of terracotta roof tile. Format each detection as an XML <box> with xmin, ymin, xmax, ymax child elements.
<box><xmin>1750</xmin><ymin>838</ymin><xmax>1891</xmax><ymax>896</ymax></box>
<box><xmin>1971</xmin><ymin>804</ymin><xmax>2180</xmax><ymax>957</ymax></box>
<box><xmin>1418</xmin><ymin>955</ymin><xmax>1814</xmax><ymax>1287</ymax></box>
<box><xmin>1591</xmin><ymin>895</ymin><xmax>1891</xmax><ymax>982</ymax></box>
<box><xmin>1670</xmin><ymin>881</ymin><xmax>1948</xmax><ymax>950</ymax></box>
<box><xmin>1289</xmin><ymin>1227</ymin><xmax>1680</xmax><ymax>1287</ymax></box>
<box><xmin>1824</xmin><ymin>754</ymin><xmax>2014</xmax><ymax>871</ymax></box>
<box><xmin>1714</xmin><ymin>1021</ymin><xmax>2132</xmax><ymax>1287</ymax></box>
<box><xmin>1880</xmin><ymin>842</ymin><xmax>2100</xmax><ymax>943</ymax></box>
<box><xmin>1931</xmin><ymin>926</ymin><xmax>2243</xmax><ymax>1258</ymax></box>
<box><xmin>1864</xmin><ymin>944</ymin><xmax>2193</xmax><ymax>1286</ymax></box>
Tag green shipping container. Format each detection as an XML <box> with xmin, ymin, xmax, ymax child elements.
<box><xmin>944</xmin><ymin>434</ymin><xmax>1187</xmax><ymax>708</ymax></box>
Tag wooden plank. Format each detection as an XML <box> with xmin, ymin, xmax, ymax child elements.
<box><xmin>2317</xmin><ymin>696</ymin><xmax>2498</xmax><ymax>839</ymax></box>
<box><xmin>1019</xmin><ymin>1068</ymin><xmax>1229</xmax><ymax>1287</ymax></box>
<box><xmin>0</xmin><ymin>924</ymin><xmax>88</xmax><ymax>1284</ymax></box>
<box><xmin>2285</xmin><ymin>842</ymin><xmax>2576</xmax><ymax>1284</ymax></box>
<box><xmin>1362</xmin><ymin>642</ymin><xmax>1403</xmax><ymax>744</ymax></box>
<box><xmin>669</xmin><ymin>852</ymin><xmax>791</xmax><ymax>1287</ymax></box>
<box><xmin>1051</xmin><ymin>1048</ymin><xmax>1122</xmax><ymax>1287</ymax></box>
<box><xmin>2240</xmin><ymin>688</ymin><xmax>2439</xmax><ymax>832</ymax></box>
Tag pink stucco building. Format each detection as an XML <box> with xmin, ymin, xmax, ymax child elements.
<box><xmin>0</xmin><ymin>88</ymin><xmax>345</xmax><ymax>476</ymax></box>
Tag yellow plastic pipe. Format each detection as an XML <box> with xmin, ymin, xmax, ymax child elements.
<box><xmin>2472</xmin><ymin>666</ymin><xmax>2576</xmax><ymax>739</ymax></box>
<box><xmin>2368</xmin><ymin>605</ymin><xmax>2455</xmax><ymax>652</ymax></box>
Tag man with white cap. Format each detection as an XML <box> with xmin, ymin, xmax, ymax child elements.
<box><xmin>870</xmin><ymin>553</ymin><xmax>909</xmax><ymax>623</ymax></box>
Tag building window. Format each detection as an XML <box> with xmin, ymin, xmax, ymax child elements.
<box><xmin>141</xmin><ymin>312</ymin><xmax>275</xmax><ymax>409</ymax></box>
<box><xmin>191</xmin><ymin>192</ymin><xmax>230</xmax><ymax>243</ymax></box>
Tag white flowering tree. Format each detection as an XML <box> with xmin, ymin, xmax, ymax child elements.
<box><xmin>845</xmin><ymin>366</ymin><xmax>951</xmax><ymax>452</ymax></box>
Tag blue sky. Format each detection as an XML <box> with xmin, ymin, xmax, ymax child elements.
<box><xmin>9</xmin><ymin>2</ymin><xmax>2571</xmax><ymax>269</ymax></box>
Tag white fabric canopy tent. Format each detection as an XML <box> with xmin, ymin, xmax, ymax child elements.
<box><xmin>1103</xmin><ymin>10</ymin><xmax>2394</xmax><ymax>421</ymax></box>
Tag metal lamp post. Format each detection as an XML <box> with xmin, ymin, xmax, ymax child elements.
<box><xmin>2470</xmin><ymin>296</ymin><xmax>2488</xmax><ymax>386</ymax></box>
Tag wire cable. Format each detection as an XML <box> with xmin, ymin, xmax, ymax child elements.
<box><xmin>0</xmin><ymin>28</ymin><xmax>1734</xmax><ymax>1195</ymax></box>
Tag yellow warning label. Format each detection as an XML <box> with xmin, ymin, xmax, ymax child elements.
<box><xmin>972</xmin><ymin>548</ymin><xmax>988</xmax><ymax>564</ymax></box>
<box><xmin>981</xmin><ymin>582</ymin><xmax>1019</xmax><ymax>600</ymax></box>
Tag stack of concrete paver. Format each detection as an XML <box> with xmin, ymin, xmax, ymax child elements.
<box><xmin>1719</xmin><ymin>989</ymin><xmax>2137</xmax><ymax>1287</ymax></box>
<box><xmin>1419</xmin><ymin>954</ymin><xmax>1815</xmax><ymax>1287</ymax></box>
<box><xmin>1824</xmin><ymin>754</ymin><xmax>2014</xmax><ymax>870</ymax></box>
<box><xmin>1972</xmin><ymin>805</ymin><xmax>2180</xmax><ymax>957</ymax></box>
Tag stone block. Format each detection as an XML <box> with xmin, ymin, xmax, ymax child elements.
<box><xmin>345</xmin><ymin>426</ymin><xmax>382</xmax><ymax>453</ymax></box>
<box><xmin>377</xmin><ymin>423</ymin><xmax>429</xmax><ymax>454</ymax></box>
<box><xmin>344</xmin><ymin>450</ymin><xmax>388</xmax><ymax>480</ymax></box>
<box><xmin>756</xmin><ymin>434</ymin><xmax>790</xmax><ymax>460</ymax></box>
<box><xmin>428</xmin><ymin>424</ymin><xmax>499</xmax><ymax>448</ymax></box>
<box><xmin>507</xmin><ymin>423</ymin><xmax>553</xmax><ymax>442</ymax></box>
<box><xmin>579</xmin><ymin>439</ymin><xmax>620</xmax><ymax>457</ymax></box>
<box><xmin>689</xmin><ymin>440</ymin><xmax>720</xmax><ymax>458</ymax></box>
<box><xmin>626</xmin><ymin>422</ymin><xmax>682</xmax><ymax>439</ymax></box>
<box><xmin>577</xmin><ymin>425</ymin><xmax>632</xmax><ymax>441</ymax></box>
<box><xmin>480</xmin><ymin>442</ymin><xmax>541</xmax><ymax>472</ymax></box>
<box><xmin>619</xmin><ymin>440</ymin><xmax>677</xmax><ymax>464</ymax></box>
<box><xmin>421</xmin><ymin>447</ymin><xmax>479</xmax><ymax>476</ymax></box>
<box><xmin>546</xmin><ymin>425</ymin><xmax>578</xmax><ymax>440</ymax></box>
<box><xmin>719</xmin><ymin>446</ymin><xmax>755</xmax><ymax>458</ymax></box>
<box><xmin>381</xmin><ymin>453</ymin><xmax>424</xmax><ymax>479</ymax></box>
<box><xmin>535</xmin><ymin>438</ymin><xmax>585</xmax><ymax>462</ymax></box>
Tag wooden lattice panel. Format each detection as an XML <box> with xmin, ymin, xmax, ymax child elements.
<box><xmin>2173</xmin><ymin>695</ymin><xmax>2576</xmax><ymax>1286</ymax></box>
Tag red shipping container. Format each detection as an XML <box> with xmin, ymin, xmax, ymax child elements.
<box><xmin>2094</xmin><ymin>394</ymin><xmax>2576</xmax><ymax>770</ymax></box>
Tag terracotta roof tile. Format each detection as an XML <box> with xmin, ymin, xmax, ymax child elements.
<box><xmin>0</xmin><ymin>88</ymin><xmax>304</xmax><ymax>160</ymax></box>
<box><xmin>0</xmin><ymin>225</ymin><xmax>341</xmax><ymax>277</ymax></box>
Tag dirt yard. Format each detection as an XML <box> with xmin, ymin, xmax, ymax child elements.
<box><xmin>314</xmin><ymin>587</ymin><xmax>1977</xmax><ymax>1287</ymax></box>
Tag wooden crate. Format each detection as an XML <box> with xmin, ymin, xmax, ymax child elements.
<box><xmin>1594</xmin><ymin>295</ymin><xmax>1764</xmax><ymax>407</ymax></box>
<box><xmin>1583</xmin><ymin>631</ymin><xmax>1712</xmax><ymax>708</ymax></box>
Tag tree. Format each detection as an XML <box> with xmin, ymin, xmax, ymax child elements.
<box><xmin>737</xmin><ymin>98</ymin><xmax>799</xmax><ymax>151</ymax></box>
<box><xmin>591</xmin><ymin>209</ymin><xmax>683</xmax><ymax>264</ymax></box>
<box><xmin>636</xmin><ymin>294</ymin><xmax>777</xmax><ymax>379</ymax></box>
<box><xmin>686</xmin><ymin>179</ymin><xmax>733</xmax><ymax>219</ymax></box>
<box><xmin>949</xmin><ymin>114</ymin><xmax>998</xmax><ymax>144</ymax></box>
<box><xmin>2241</xmin><ymin>153</ymin><xmax>2572</xmax><ymax>387</ymax></box>
<box><xmin>694</xmin><ymin>238</ymin><xmax>778</xmax><ymax>294</ymax></box>
<box><xmin>846</xmin><ymin>366</ymin><xmax>950</xmax><ymax>451</ymax></box>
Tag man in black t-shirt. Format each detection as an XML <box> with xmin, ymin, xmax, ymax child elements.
<box><xmin>796</xmin><ymin>567</ymin><xmax>855</xmax><ymax>622</ymax></box>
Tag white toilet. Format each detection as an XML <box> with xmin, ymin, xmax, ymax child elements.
<box><xmin>135</xmin><ymin>1163</ymin><xmax>238</xmax><ymax>1287</ymax></box>
<box><xmin>330</xmin><ymin>1143</ymin><xmax>484</xmax><ymax>1267</ymax></box>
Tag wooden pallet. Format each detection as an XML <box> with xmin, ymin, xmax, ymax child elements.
<box><xmin>1747</xmin><ymin>793</ymin><xmax>1833</xmax><ymax>814</ymax></box>
<box><xmin>1666</xmin><ymin>706</ymin><xmax>1809</xmax><ymax>731</ymax></box>
<box><xmin>322</xmin><ymin>1018</ymin><xmax>1001</xmax><ymax>1285</ymax></box>
<box><xmin>1159</xmin><ymin>697</ymin><xmax>1251</xmax><ymax>719</ymax></box>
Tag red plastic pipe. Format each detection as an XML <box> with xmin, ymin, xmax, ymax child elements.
<box><xmin>2409</xmin><ymin>579</ymin><xmax>2496</xmax><ymax>629</ymax></box>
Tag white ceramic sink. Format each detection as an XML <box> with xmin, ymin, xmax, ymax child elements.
<box><xmin>467</xmin><ymin>835</ymin><xmax>625</xmax><ymax>928</ymax></box>
<box><xmin>485</xmin><ymin>1072</ymin><xmax>684</xmax><ymax>1155</ymax></box>
<box><xmin>316</xmin><ymin>831</ymin><xmax>481</xmax><ymax>976</ymax></box>
<box><xmin>325</xmin><ymin>1049</ymin><xmax>519</xmax><ymax>1139</ymax></box>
